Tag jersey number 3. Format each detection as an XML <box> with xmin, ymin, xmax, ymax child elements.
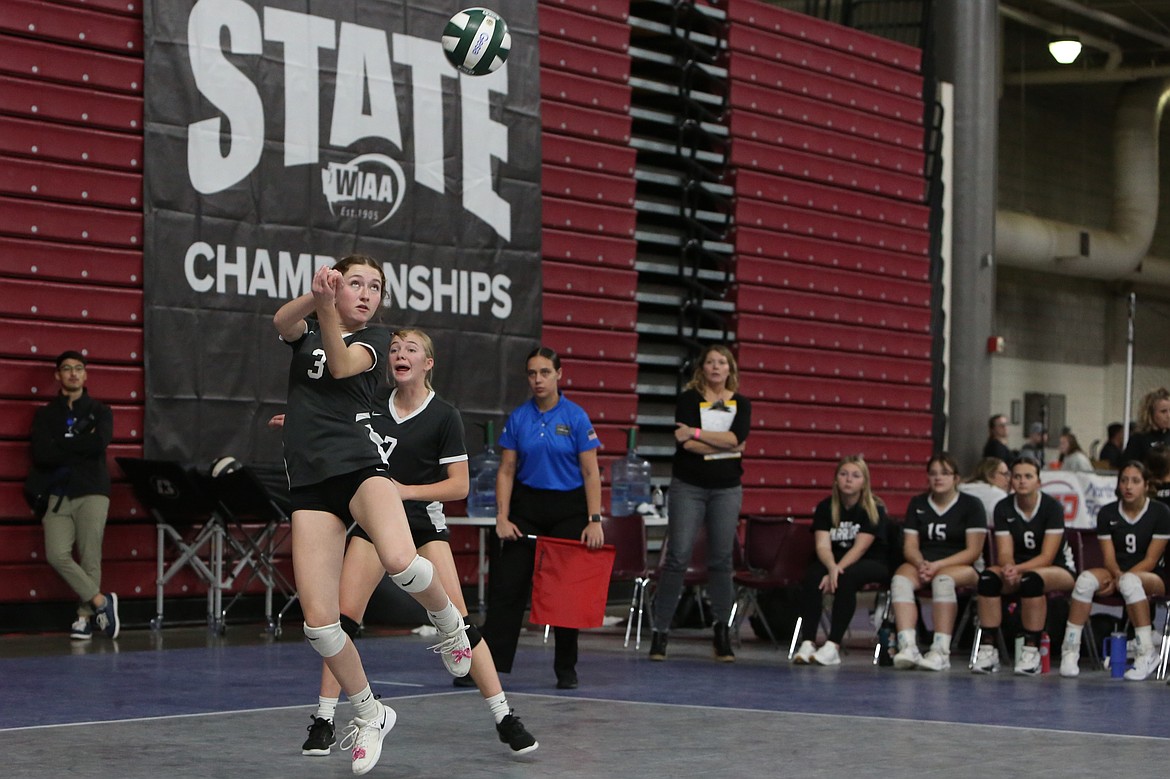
<box><xmin>307</xmin><ymin>348</ymin><xmax>327</xmax><ymax>379</ymax></box>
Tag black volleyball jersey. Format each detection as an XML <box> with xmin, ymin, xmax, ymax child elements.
<box><xmin>367</xmin><ymin>386</ymin><xmax>468</xmax><ymax>530</ymax></box>
<box><xmin>904</xmin><ymin>491</ymin><xmax>987</xmax><ymax>562</ymax></box>
<box><xmin>992</xmin><ymin>493</ymin><xmax>1073</xmax><ymax>570</ymax></box>
<box><xmin>282</xmin><ymin>321</ymin><xmax>392</xmax><ymax>489</ymax></box>
<box><xmin>811</xmin><ymin>497</ymin><xmax>889</xmax><ymax>563</ymax></box>
<box><xmin>1096</xmin><ymin>499</ymin><xmax>1170</xmax><ymax>571</ymax></box>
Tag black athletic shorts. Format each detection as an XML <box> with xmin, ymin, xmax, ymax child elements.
<box><xmin>289</xmin><ymin>465</ymin><xmax>390</xmax><ymax>526</ymax></box>
<box><xmin>350</xmin><ymin>515</ymin><xmax>450</xmax><ymax>548</ymax></box>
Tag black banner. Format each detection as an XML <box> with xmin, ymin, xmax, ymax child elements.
<box><xmin>143</xmin><ymin>0</ymin><xmax>541</xmax><ymax>467</ymax></box>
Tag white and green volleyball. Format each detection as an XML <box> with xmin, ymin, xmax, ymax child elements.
<box><xmin>442</xmin><ymin>7</ymin><xmax>511</xmax><ymax>76</ymax></box>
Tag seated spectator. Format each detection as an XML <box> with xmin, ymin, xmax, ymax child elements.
<box><xmin>1018</xmin><ymin>423</ymin><xmax>1047</xmax><ymax>467</ymax></box>
<box><xmin>1096</xmin><ymin>422</ymin><xmax>1125</xmax><ymax>469</ymax></box>
<box><xmin>982</xmin><ymin>414</ymin><xmax>1013</xmax><ymax>463</ymax></box>
<box><xmin>970</xmin><ymin>458</ymin><xmax>1074</xmax><ymax>675</ymax></box>
<box><xmin>1051</xmin><ymin>432</ymin><xmax>1093</xmax><ymax>473</ymax></box>
<box><xmin>792</xmin><ymin>455</ymin><xmax>890</xmax><ymax>667</ymax></box>
<box><xmin>889</xmin><ymin>453</ymin><xmax>987</xmax><ymax>671</ymax></box>
<box><xmin>1122</xmin><ymin>388</ymin><xmax>1170</xmax><ymax>469</ymax></box>
<box><xmin>1058</xmin><ymin>461</ymin><xmax>1169</xmax><ymax>681</ymax></box>
<box><xmin>959</xmin><ymin>457</ymin><xmax>1010</xmax><ymax>527</ymax></box>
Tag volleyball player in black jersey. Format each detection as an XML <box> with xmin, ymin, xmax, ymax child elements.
<box><xmin>1059</xmin><ymin>461</ymin><xmax>1170</xmax><ymax>680</ymax></box>
<box><xmin>286</xmin><ymin>329</ymin><xmax>538</xmax><ymax>757</ymax></box>
<box><xmin>274</xmin><ymin>258</ymin><xmax>471</xmax><ymax>775</ymax></box>
<box><xmin>889</xmin><ymin>453</ymin><xmax>987</xmax><ymax>671</ymax></box>
<box><xmin>971</xmin><ymin>457</ymin><xmax>1074</xmax><ymax>675</ymax></box>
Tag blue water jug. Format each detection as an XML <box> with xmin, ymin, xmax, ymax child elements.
<box><xmin>610</xmin><ymin>428</ymin><xmax>652</xmax><ymax>517</ymax></box>
<box><xmin>1102</xmin><ymin>632</ymin><xmax>1127</xmax><ymax>679</ymax></box>
<box><xmin>467</xmin><ymin>421</ymin><xmax>500</xmax><ymax>518</ymax></box>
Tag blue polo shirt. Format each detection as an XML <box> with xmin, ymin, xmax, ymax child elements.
<box><xmin>499</xmin><ymin>395</ymin><xmax>600</xmax><ymax>491</ymax></box>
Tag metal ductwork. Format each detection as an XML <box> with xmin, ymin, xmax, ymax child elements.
<box><xmin>995</xmin><ymin>78</ymin><xmax>1170</xmax><ymax>280</ymax></box>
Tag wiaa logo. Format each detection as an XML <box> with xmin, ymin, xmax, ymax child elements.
<box><xmin>320</xmin><ymin>154</ymin><xmax>406</xmax><ymax>228</ymax></box>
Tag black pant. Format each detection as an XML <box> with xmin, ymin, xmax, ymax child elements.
<box><xmin>798</xmin><ymin>557</ymin><xmax>888</xmax><ymax>644</ymax></box>
<box><xmin>480</xmin><ymin>482</ymin><xmax>587</xmax><ymax>676</ymax></box>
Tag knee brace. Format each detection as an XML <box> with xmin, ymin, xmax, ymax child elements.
<box><xmin>1118</xmin><ymin>572</ymin><xmax>1147</xmax><ymax>605</ymax></box>
<box><xmin>465</xmin><ymin>623</ymin><xmax>483</xmax><ymax>650</ymax></box>
<box><xmin>977</xmin><ymin>570</ymin><xmax>1003</xmax><ymax>597</ymax></box>
<box><xmin>1018</xmin><ymin>571</ymin><xmax>1045</xmax><ymax>598</ymax></box>
<box><xmin>1072</xmin><ymin>571</ymin><xmax>1099</xmax><ymax>603</ymax></box>
<box><xmin>340</xmin><ymin>613</ymin><xmax>361</xmax><ymax>640</ymax></box>
<box><xmin>891</xmin><ymin>575</ymin><xmax>916</xmax><ymax>604</ymax></box>
<box><xmin>304</xmin><ymin>621</ymin><xmax>347</xmax><ymax>658</ymax></box>
<box><xmin>931</xmin><ymin>574</ymin><xmax>957</xmax><ymax>604</ymax></box>
<box><xmin>390</xmin><ymin>554</ymin><xmax>434</xmax><ymax>593</ymax></box>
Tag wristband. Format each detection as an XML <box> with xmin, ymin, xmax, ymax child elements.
<box><xmin>693</xmin><ymin>428</ymin><xmax>701</xmax><ymax>440</ymax></box>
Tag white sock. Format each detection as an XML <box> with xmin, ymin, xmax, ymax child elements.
<box><xmin>315</xmin><ymin>695</ymin><xmax>338</xmax><ymax>722</ymax></box>
<box><xmin>486</xmin><ymin>691</ymin><xmax>510</xmax><ymax>724</ymax></box>
<box><xmin>932</xmin><ymin>633</ymin><xmax>952</xmax><ymax>653</ymax></box>
<box><xmin>351</xmin><ymin>685</ymin><xmax>380</xmax><ymax>722</ymax></box>
<box><xmin>427</xmin><ymin>601</ymin><xmax>463</xmax><ymax>635</ymax></box>
<box><xmin>1063</xmin><ymin>623</ymin><xmax>1083</xmax><ymax>653</ymax></box>
<box><xmin>897</xmin><ymin>629</ymin><xmax>917</xmax><ymax>651</ymax></box>
<box><xmin>1135</xmin><ymin>625</ymin><xmax>1154</xmax><ymax>655</ymax></box>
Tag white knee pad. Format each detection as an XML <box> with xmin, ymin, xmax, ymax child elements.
<box><xmin>1072</xmin><ymin>571</ymin><xmax>1100</xmax><ymax>603</ymax></box>
<box><xmin>1117</xmin><ymin>572</ymin><xmax>1147</xmax><ymax>605</ymax></box>
<box><xmin>891</xmin><ymin>575</ymin><xmax>916</xmax><ymax>604</ymax></box>
<box><xmin>390</xmin><ymin>554</ymin><xmax>434</xmax><ymax>593</ymax></box>
<box><xmin>931</xmin><ymin>574</ymin><xmax>956</xmax><ymax>604</ymax></box>
<box><xmin>304</xmin><ymin>621</ymin><xmax>347</xmax><ymax>658</ymax></box>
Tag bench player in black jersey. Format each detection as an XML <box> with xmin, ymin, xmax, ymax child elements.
<box><xmin>971</xmin><ymin>457</ymin><xmax>1075</xmax><ymax>675</ymax></box>
<box><xmin>274</xmin><ymin>258</ymin><xmax>472</xmax><ymax>775</ymax></box>
<box><xmin>282</xmin><ymin>329</ymin><xmax>538</xmax><ymax>757</ymax></box>
<box><xmin>1059</xmin><ymin>461</ymin><xmax>1170</xmax><ymax>680</ymax></box>
<box><xmin>889</xmin><ymin>453</ymin><xmax>987</xmax><ymax>671</ymax></box>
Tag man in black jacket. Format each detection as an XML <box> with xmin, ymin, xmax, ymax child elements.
<box><xmin>29</xmin><ymin>351</ymin><xmax>118</xmax><ymax>640</ymax></box>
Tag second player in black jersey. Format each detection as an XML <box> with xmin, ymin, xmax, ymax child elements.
<box><xmin>889</xmin><ymin>453</ymin><xmax>987</xmax><ymax>672</ymax></box>
<box><xmin>1059</xmin><ymin>461</ymin><xmax>1170</xmax><ymax>681</ymax></box>
<box><xmin>971</xmin><ymin>458</ymin><xmax>1075</xmax><ymax>675</ymax></box>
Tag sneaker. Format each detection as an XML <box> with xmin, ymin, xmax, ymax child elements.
<box><xmin>496</xmin><ymin>711</ymin><xmax>539</xmax><ymax>755</ymax></box>
<box><xmin>70</xmin><ymin>616</ymin><xmax>92</xmax><ymax>641</ymax></box>
<box><xmin>339</xmin><ymin>702</ymin><xmax>397</xmax><ymax>776</ymax></box>
<box><xmin>917</xmin><ymin>648</ymin><xmax>951</xmax><ymax>672</ymax></box>
<box><xmin>93</xmin><ymin>592</ymin><xmax>120</xmax><ymax>639</ymax></box>
<box><xmin>301</xmin><ymin>716</ymin><xmax>335</xmax><ymax>756</ymax></box>
<box><xmin>971</xmin><ymin>645</ymin><xmax>1000</xmax><ymax>674</ymax></box>
<box><xmin>1124</xmin><ymin>651</ymin><xmax>1159</xmax><ymax>681</ymax></box>
<box><xmin>812</xmin><ymin>642</ymin><xmax>841</xmax><ymax>666</ymax></box>
<box><xmin>893</xmin><ymin>644</ymin><xmax>923</xmax><ymax>670</ymax></box>
<box><xmin>1014</xmin><ymin>645</ymin><xmax>1041</xmax><ymax>676</ymax></box>
<box><xmin>427</xmin><ymin>623</ymin><xmax>472</xmax><ymax>677</ymax></box>
<box><xmin>452</xmin><ymin>674</ymin><xmax>477</xmax><ymax>689</ymax></box>
<box><xmin>792</xmin><ymin>640</ymin><xmax>816</xmax><ymax>665</ymax></box>
<box><xmin>1059</xmin><ymin>650</ymin><xmax>1080</xmax><ymax>678</ymax></box>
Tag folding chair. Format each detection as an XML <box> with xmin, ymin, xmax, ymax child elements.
<box><xmin>726</xmin><ymin>516</ymin><xmax>814</xmax><ymax>651</ymax></box>
<box><xmin>116</xmin><ymin>457</ymin><xmax>229</xmax><ymax>633</ymax></box>
<box><xmin>203</xmin><ymin>465</ymin><xmax>297</xmax><ymax>637</ymax></box>
<box><xmin>599</xmin><ymin>515</ymin><xmax>650</xmax><ymax>649</ymax></box>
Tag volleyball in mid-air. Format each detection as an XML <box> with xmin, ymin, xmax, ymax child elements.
<box><xmin>442</xmin><ymin>7</ymin><xmax>511</xmax><ymax>76</ymax></box>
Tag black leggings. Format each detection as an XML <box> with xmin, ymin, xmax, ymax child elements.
<box><xmin>798</xmin><ymin>558</ymin><xmax>889</xmax><ymax>644</ymax></box>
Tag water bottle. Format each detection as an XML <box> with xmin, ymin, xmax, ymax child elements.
<box><xmin>610</xmin><ymin>428</ymin><xmax>652</xmax><ymax>517</ymax></box>
<box><xmin>466</xmin><ymin>421</ymin><xmax>500</xmax><ymax>518</ymax></box>
<box><xmin>651</xmin><ymin>484</ymin><xmax>665</xmax><ymax>516</ymax></box>
<box><xmin>1039</xmin><ymin>632</ymin><xmax>1051</xmax><ymax>674</ymax></box>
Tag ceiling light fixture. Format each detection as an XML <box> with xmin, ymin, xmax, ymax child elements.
<box><xmin>1048</xmin><ymin>35</ymin><xmax>1083</xmax><ymax>64</ymax></box>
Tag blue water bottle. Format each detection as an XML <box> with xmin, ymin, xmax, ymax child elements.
<box><xmin>1105</xmin><ymin>632</ymin><xmax>1127</xmax><ymax>679</ymax></box>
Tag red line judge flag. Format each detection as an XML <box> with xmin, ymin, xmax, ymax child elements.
<box><xmin>530</xmin><ymin>537</ymin><xmax>616</xmax><ymax>629</ymax></box>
